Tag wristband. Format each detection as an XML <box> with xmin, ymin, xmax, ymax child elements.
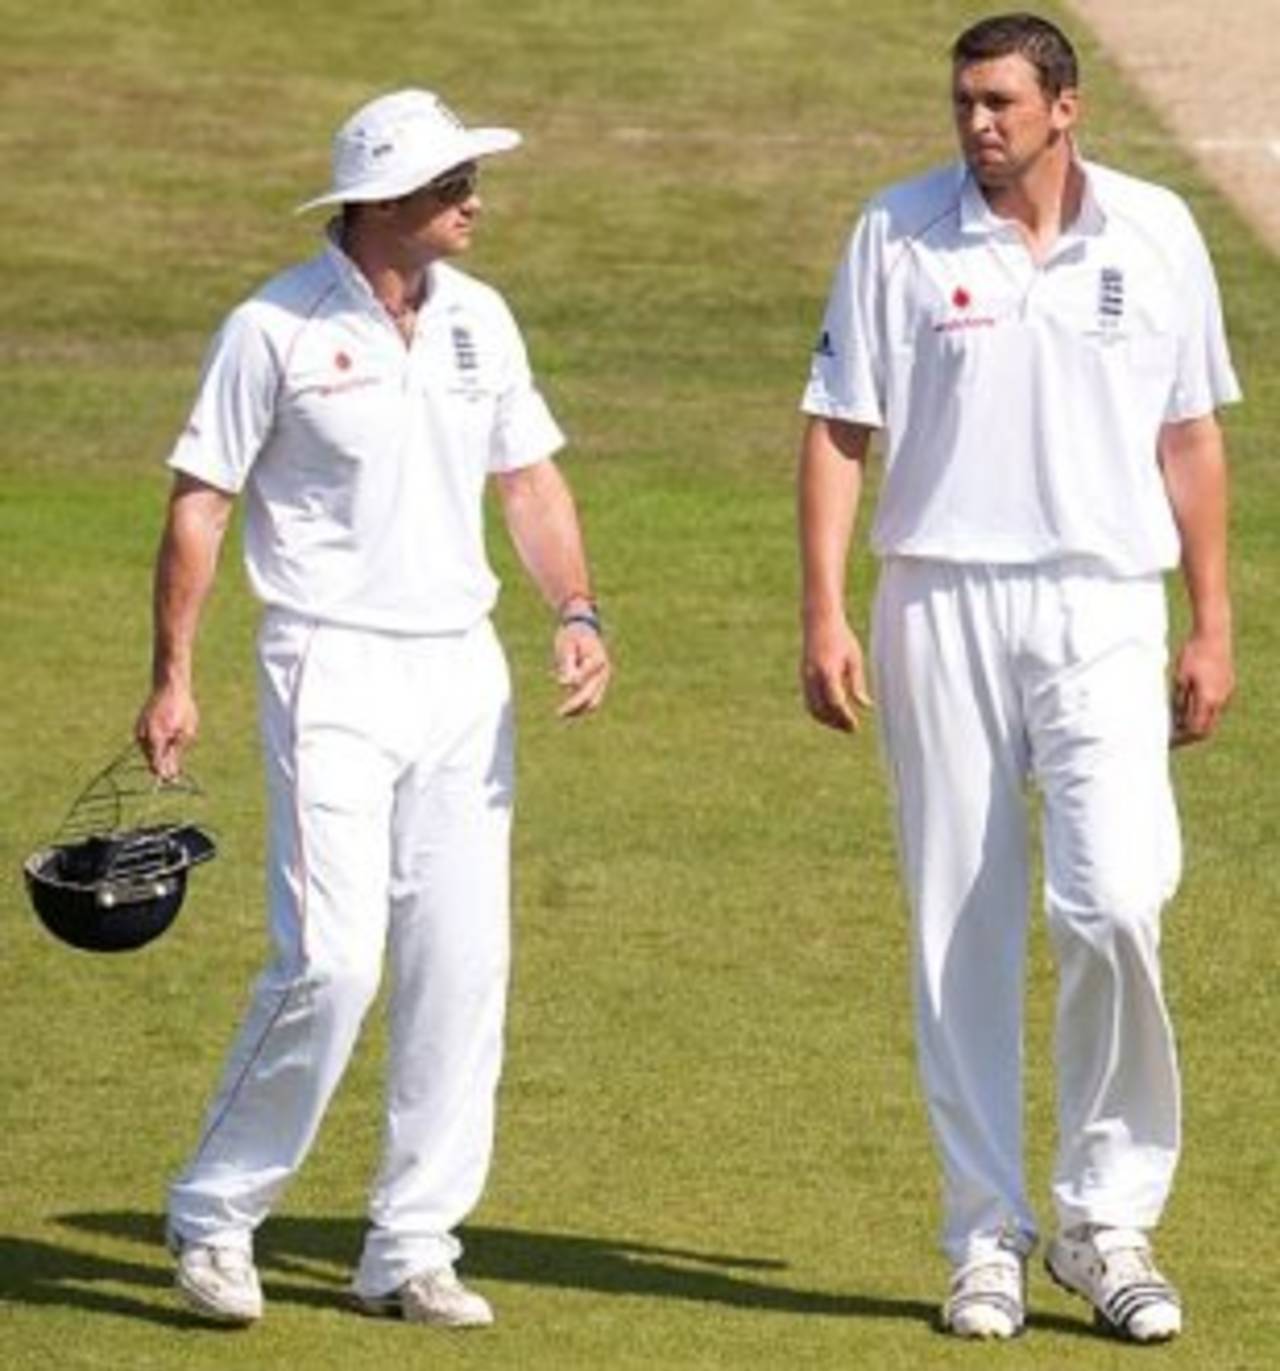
<box><xmin>559</xmin><ymin>608</ymin><xmax>603</xmax><ymax>636</ymax></box>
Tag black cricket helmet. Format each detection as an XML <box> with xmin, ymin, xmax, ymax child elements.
<box><xmin>23</xmin><ymin>746</ymin><xmax>217</xmax><ymax>953</ymax></box>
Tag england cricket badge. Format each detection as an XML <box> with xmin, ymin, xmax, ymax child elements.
<box><xmin>1098</xmin><ymin>266</ymin><xmax>1125</xmax><ymax>332</ymax></box>
<box><xmin>451</xmin><ymin>324</ymin><xmax>481</xmax><ymax>397</ymax></box>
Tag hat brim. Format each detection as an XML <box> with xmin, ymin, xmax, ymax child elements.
<box><xmin>295</xmin><ymin>127</ymin><xmax>522</xmax><ymax>213</ymax></box>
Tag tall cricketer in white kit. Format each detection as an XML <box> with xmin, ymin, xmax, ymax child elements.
<box><xmin>797</xmin><ymin>12</ymin><xmax>1237</xmax><ymax>1345</ymax></box>
<box><xmin>136</xmin><ymin>88</ymin><xmax>611</xmax><ymax>1329</ymax></box>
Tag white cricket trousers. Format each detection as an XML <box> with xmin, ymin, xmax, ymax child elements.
<box><xmin>169</xmin><ymin>609</ymin><xmax>514</xmax><ymax>1297</ymax></box>
<box><xmin>871</xmin><ymin>558</ymin><xmax>1182</xmax><ymax>1266</ymax></box>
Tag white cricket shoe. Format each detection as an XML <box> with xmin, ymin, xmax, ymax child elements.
<box><xmin>174</xmin><ymin>1241</ymin><xmax>263</xmax><ymax>1324</ymax></box>
<box><xmin>942</xmin><ymin>1248</ymin><xmax>1026</xmax><ymax>1339</ymax></box>
<box><xmin>1046</xmin><ymin>1226</ymin><xmax>1181</xmax><ymax>1343</ymax></box>
<box><xmin>353</xmin><ymin>1267</ymin><xmax>494</xmax><ymax>1328</ymax></box>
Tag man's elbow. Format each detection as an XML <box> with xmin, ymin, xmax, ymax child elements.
<box><xmin>1159</xmin><ymin>412</ymin><xmax>1226</xmax><ymax>466</ymax></box>
<box><xmin>802</xmin><ymin>415</ymin><xmax>873</xmax><ymax>466</ymax></box>
<box><xmin>495</xmin><ymin>459</ymin><xmax>564</xmax><ymax>512</ymax></box>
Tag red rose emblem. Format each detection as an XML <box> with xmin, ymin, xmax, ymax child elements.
<box><xmin>952</xmin><ymin>287</ymin><xmax>971</xmax><ymax>310</ymax></box>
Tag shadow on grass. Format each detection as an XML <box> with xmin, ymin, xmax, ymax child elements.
<box><xmin>0</xmin><ymin>1225</ymin><xmax>231</xmax><ymax>1331</ymax></box>
<box><xmin>8</xmin><ymin>1212</ymin><xmax>1093</xmax><ymax>1338</ymax></box>
<box><xmin>1</xmin><ymin>1209</ymin><xmax>954</xmax><ymax>1329</ymax></box>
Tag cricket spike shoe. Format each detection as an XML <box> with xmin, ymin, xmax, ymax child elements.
<box><xmin>173</xmin><ymin>1240</ymin><xmax>263</xmax><ymax>1325</ymax></box>
<box><xmin>942</xmin><ymin>1248</ymin><xmax>1026</xmax><ymax>1339</ymax></box>
<box><xmin>352</xmin><ymin>1267</ymin><xmax>494</xmax><ymax>1328</ymax></box>
<box><xmin>1046</xmin><ymin>1226</ymin><xmax>1181</xmax><ymax>1343</ymax></box>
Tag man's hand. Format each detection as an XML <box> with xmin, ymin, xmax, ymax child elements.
<box><xmin>1170</xmin><ymin>631</ymin><xmax>1233</xmax><ymax>746</ymax></box>
<box><xmin>553</xmin><ymin>622</ymin><xmax>611</xmax><ymax>718</ymax></box>
<box><xmin>801</xmin><ymin>612</ymin><xmax>873</xmax><ymax>733</ymax></box>
<box><xmin>136</xmin><ymin>682</ymin><xmax>200</xmax><ymax>780</ymax></box>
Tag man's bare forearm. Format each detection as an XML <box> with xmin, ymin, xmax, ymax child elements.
<box><xmin>1159</xmin><ymin>412</ymin><xmax>1234</xmax><ymax>743</ymax></box>
<box><xmin>495</xmin><ymin>459</ymin><xmax>595</xmax><ymax>613</ymax></box>
<box><xmin>150</xmin><ymin>475</ymin><xmax>235</xmax><ymax>689</ymax></box>
<box><xmin>1159</xmin><ymin>413</ymin><xmax>1231</xmax><ymax>639</ymax></box>
<box><xmin>798</xmin><ymin>416</ymin><xmax>870</xmax><ymax>625</ymax></box>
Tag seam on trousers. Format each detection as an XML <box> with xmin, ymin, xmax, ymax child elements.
<box><xmin>188</xmin><ymin>985</ymin><xmax>296</xmax><ymax>1166</ymax></box>
<box><xmin>181</xmin><ymin>617</ymin><xmax>321</xmax><ymax>1171</ymax></box>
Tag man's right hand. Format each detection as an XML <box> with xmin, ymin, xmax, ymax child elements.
<box><xmin>801</xmin><ymin>613</ymin><xmax>874</xmax><ymax>733</ymax></box>
<box><xmin>135</xmin><ymin>683</ymin><xmax>200</xmax><ymax>781</ymax></box>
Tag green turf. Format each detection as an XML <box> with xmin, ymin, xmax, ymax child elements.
<box><xmin>1</xmin><ymin>1</ymin><xmax>1277</xmax><ymax>1367</ymax></box>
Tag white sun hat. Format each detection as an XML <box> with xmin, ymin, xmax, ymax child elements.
<box><xmin>296</xmin><ymin>88</ymin><xmax>521</xmax><ymax>213</ymax></box>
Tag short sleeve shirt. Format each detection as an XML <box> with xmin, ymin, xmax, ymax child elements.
<box><xmin>802</xmin><ymin>159</ymin><xmax>1241</xmax><ymax>574</ymax></box>
<box><xmin>168</xmin><ymin>237</ymin><xmax>565</xmax><ymax>633</ymax></box>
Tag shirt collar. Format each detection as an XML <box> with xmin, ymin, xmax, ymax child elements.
<box><xmin>957</xmin><ymin>149</ymin><xmax>1107</xmax><ymax>242</ymax></box>
<box><xmin>1071</xmin><ymin>158</ymin><xmax>1107</xmax><ymax>236</ymax></box>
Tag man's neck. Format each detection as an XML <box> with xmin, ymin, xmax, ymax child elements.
<box><xmin>340</xmin><ymin>226</ymin><xmax>434</xmax><ymax>336</ymax></box>
<box><xmin>981</xmin><ymin>146</ymin><xmax>1083</xmax><ymax>264</ymax></box>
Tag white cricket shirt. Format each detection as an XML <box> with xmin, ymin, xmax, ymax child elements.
<box><xmin>169</xmin><ymin>234</ymin><xmax>565</xmax><ymax>633</ymax></box>
<box><xmin>802</xmin><ymin>159</ymin><xmax>1241</xmax><ymax>574</ymax></box>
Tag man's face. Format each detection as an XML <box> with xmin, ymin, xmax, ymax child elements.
<box><xmin>952</xmin><ymin>54</ymin><xmax>1078</xmax><ymax>189</ymax></box>
<box><xmin>380</xmin><ymin>162</ymin><xmax>481</xmax><ymax>261</ymax></box>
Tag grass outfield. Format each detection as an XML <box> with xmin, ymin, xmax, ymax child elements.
<box><xmin>1</xmin><ymin>2</ymin><xmax>1277</xmax><ymax>1368</ymax></box>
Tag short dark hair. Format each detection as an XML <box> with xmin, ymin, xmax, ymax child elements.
<box><xmin>952</xmin><ymin>12</ymin><xmax>1079</xmax><ymax>96</ymax></box>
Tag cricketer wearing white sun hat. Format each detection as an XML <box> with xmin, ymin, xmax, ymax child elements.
<box><xmin>141</xmin><ymin>78</ymin><xmax>611</xmax><ymax>1331</ymax></box>
<box><xmin>295</xmin><ymin>87</ymin><xmax>521</xmax><ymax>212</ymax></box>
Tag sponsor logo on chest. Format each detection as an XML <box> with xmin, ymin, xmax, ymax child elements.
<box><xmin>933</xmin><ymin>284</ymin><xmax>997</xmax><ymax>332</ymax></box>
<box><xmin>314</xmin><ymin>349</ymin><xmax>382</xmax><ymax>396</ymax></box>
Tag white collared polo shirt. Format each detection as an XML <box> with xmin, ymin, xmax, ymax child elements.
<box><xmin>168</xmin><ymin>239</ymin><xmax>565</xmax><ymax>633</ymax></box>
<box><xmin>802</xmin><ymin>159</ymin><xmax>1241</xmax><ymax>574</ymax></box>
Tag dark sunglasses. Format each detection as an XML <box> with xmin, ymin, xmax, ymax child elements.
<box><xmin>424</xmin><ymin>164</ymin><xmax>479</xmax><ymax>205</ymax></box>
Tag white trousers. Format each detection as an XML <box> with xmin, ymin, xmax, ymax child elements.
<box><xmin>872</xmin><ymin>558</ymin><xmax>1182</xmax><ymax>1266</ymax></box>
<box><xmin>169</xmin><ymin>610</ymin><xmax>514</xmax><ymax>1297</ymax></box>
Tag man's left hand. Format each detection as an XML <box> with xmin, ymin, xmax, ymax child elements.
<box><xmin>554</xmin><ymin>623</ymin><xmax>611</xmax><ymax>718</ymax></box>
<box><xmin>1170</xmin><ymin>631</ymin><xmax>1234</xmax><ymax>746</ymax></box>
